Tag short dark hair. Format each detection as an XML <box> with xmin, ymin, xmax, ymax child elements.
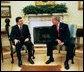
<box><xmin>16</xmin><ymin>17</ymin><xmax>22</xmax><ymax>22</ymax></box>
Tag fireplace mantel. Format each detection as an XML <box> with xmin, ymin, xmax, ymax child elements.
<box><xmin>28</xmin><ymin>13</ymin><xmax>68</xmax><ymax>22</ymax></box>
<box><xmin>28</xmin><ymin>13</ymin><xmax>68</xmax><ymax>17</ymax></box>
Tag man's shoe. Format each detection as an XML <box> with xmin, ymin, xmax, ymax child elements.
<box><xmin>45</xmin><ymin>58</ymin><xmax>54</xmax><ymax>64</ymax></box>
<box><xmin>45</xmin><ymin>59</ymin><xmax>52</xmax><ymax>64</ymax></box>
<box><xmin>50</xmin><ymin>58</ymin><xmax>54</xmax><ymax>62</ymax></box>
<box><xmin>28</xmin><ymin>58</ymin><xmax>34</xmax><ymax>64</ymax></box>
<box><xmin>64</xmin><ymin>61</ymin><xmax>69</xmax><ymax>70</ymax></box>
<box><xmin>18</xmin><ymin>60</ymin><xmax>22</xmax><ymax>67</ymax></box>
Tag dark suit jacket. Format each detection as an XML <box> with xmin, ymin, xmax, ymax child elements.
<box><xmin>10</xmin><ymin>24</ymin><xmax>31</xmax><ymax>42</ymax></box>
<box><xmin>47</xmin><ymin>22</ymin><xmax>70</xmax><ymax>45</ymax></box>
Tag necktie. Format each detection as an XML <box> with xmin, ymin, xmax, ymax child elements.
<box><xmin>20</xmin><ymin>25</ymin><xmax>22</xmax><ymax>29</ymax></box>
<box><xmin>20</xmin><ymin>26</ymin><xmax>23</xmax><ymax>36</ymax></box>
<box><xmin>57</xmin><ymin>26</ymin><xmax>59</xmax><ymax>33</ymax></box>
<box><xmin>57</xmin><ymin>25</ymin><xmax>59</xmax><ymax>37</ymax></box>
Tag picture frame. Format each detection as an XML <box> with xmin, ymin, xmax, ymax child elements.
<box><xmin>1</xmin><ymin>1</ymin><xmax>10</xmax><ymax>3</ymax></box>
<box><xmin>1</xmin><ymin>5</ymin><xmax>11</xmax><ymax>18</ymax></box>
<box><xmin>78</xmin><ymin>1</ymin><xmax>83</xmax><ymax>10</ymax></box>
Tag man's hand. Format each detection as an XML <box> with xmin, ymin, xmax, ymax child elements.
<box><xmin>56</xmin><ymin>39</ymin><xmax>62</xmax><ymax>44</ymax></box>
<box><xmin>56</xmin><ymin>39</ymin><xmax>64</xmax><ymax>45</ymax></box>
<box><xmin>58</xmin><ymin>42</ymin><xmax>64</xmax><ymax>45</ymax></box>
<box><xmin>24</xmin><ymin>38</ymin><xmax>29</xmax><ymax>42</ymax></box>
<box><xmin>14</xmin><ymin>39</ymin><xmax>20</xmax><ymax>45</ymax></box>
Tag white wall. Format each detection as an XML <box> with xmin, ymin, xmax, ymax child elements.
<box><xmin>1</xmin><ymin>1</ymin><xmax>35</xmax><ymax>31</ymax></box>
<box><xmin>1</xmin><ymin>1</ymin><xmax>83</xmax><ymax>31</ymax></box>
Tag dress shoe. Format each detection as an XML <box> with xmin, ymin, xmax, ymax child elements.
<box><xmin>64</xmin><ymin>61</ymin><xmax>69</xmax><ymax>70</ymax></box>
<box><xmin>28</xmin><ymin>58</ymin><xmax>34</xmax><ymax>64</ymax></box>
<box><xmin>45</xmin><ymin>58</ymin><xmax>54</xmax><ymax>64</ymax></box>
<box><xmin>18</xmin><ymin>60</ymin><xmax>22</xmax><ymax>67</ymax></box>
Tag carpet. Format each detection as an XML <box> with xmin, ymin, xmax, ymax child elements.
<box><xmin>20</xmin><ymin>65</ymin><xmax>62</xmax><ymax>71</ymax></box>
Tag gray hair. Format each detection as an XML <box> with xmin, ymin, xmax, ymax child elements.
<box><xmin>51</xmin><ymin>16</ymin><xmax>60</xmax><ymax>22</ymax></box>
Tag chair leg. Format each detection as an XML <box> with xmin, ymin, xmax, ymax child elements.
<box><xmin>71</xmin><ymin>58</ymin><xmax>74</xmax><ymax>64</ymax></box>
<box><xmin>57</xmin><ymin>45</ymin><xmax>61</xmax><ymax>53</ymax></box>
<box><xmin>32</xmin><ymin>50</ymin><xmax>35</xmax><ymax>59</ymax></box>
<box><xmin>10</xmin><ymin>52</ymin><xmax>14</xmax><ymax>63</ymax></box>
<box><xmin>59</xmin><ymin>49</ymin><xmax>60</xmax><ymax>53</ymax></box>
<box><xmin>58</xmin><ymin>45</ymin><xmax>63</xmax><ymax>53</ymax></box>
<box><xmin>1</xmin><ymin>51</ymin><xmax>3</xmax><ymax>62</ymax></box>
<box><xmin>25</xmin><ymin>48</ymin><xmax>27</xmax><ymax>53</ymax></box>
<box><xmin>1</xmin><ymin>40</ymin><xmax>3</xmax><ymax>62</ymax></box>
<box><xmin>10</xmin><ymin>44</ymin><xmax>14</xmax><ymax>63</ymax></box>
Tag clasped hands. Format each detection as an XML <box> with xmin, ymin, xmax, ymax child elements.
<box><xmin>14</xmin><ymin>38</ymin><xmax>29</xmax><ymax>45</ymax></box>
<box><xmin>56</xmin><ymin>39</ymin><xmax>64</xmax><ymax>45</ymax></box>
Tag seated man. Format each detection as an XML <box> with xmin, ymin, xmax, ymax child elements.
<box><xmin>10</xmin><ymin>17</ymin><xmax>34</xmax><ymax>67</ymax></box>
<box><xmin>45</xmin><ymin>16</ymin><xmax>75</xmax><ymax>70</ymax></box>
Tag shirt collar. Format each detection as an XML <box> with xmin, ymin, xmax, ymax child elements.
<box><xmin>57</xmin><ymin>22</ymin><xmax>60</xmax><ymax>27</ymax></box>
<box><xmin>18</xmin><ymin>25</ymin><xmax>20</xmax><ymax>29</ymax></box>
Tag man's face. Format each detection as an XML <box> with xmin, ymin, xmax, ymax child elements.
<box><xmin>51</xmin><ymin>17</ymin><xmax>59</xmax><ymax>26</ymax></box>
<box><xmin>17</xmin><ymin>18</ymin><xmax>24</xmax><ymax>26</ymax></box>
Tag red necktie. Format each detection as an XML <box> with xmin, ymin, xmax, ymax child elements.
<box><xmin>57</xmin><ymin>26</ymin><xmax>59</xmax><ymax>37</ymax></box>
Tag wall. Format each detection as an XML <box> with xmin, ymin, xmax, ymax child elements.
<box><xmin>1</xmin><ymin>1</ymin><xmax>83</xmax><ymax>31</ymax></box>
<box><xmin>1</xmin><ymin>1</ymin><xmax>35</xmax><ymax>31</ymax></box>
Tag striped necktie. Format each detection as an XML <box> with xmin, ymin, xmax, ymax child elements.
<box><xmin>20</xmin><ymin>26</ymin><xmax>23</xmax><ymax>35</ymax></box>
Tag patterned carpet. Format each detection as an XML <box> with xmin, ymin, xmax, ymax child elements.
<box><xmin>20</xmin><ymin>65</ymin><xmax>62</xmax><ymax>71</ymax></box>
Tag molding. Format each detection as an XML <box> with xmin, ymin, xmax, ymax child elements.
<box><xmin>28</xmin><ymin>13</ymin><xmax>68</xmax><ymax>17</ymax></box>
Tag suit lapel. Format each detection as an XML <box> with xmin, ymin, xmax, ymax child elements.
<box><xmin>16</xmin><ymin>25</ymin><xmax>22</xmax><ymax>34</ymax></box>
<box><xmin>59</xmin><ymin>22</ymin><xmax>62</xmax><ymax>29</ymax></box>
<box><xmin>59</xmin><ymin>23</ymin><xmax>63</xmax><ymax>35</ymax></box>
<box><xmin>16</xmin><ymin>25</ymin><xmax>20</xmax><ymax>30</ymax></box>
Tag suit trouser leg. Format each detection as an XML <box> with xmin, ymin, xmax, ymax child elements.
<box><xmin>46</xmin><ymin>42</ymin><xmax>55</xmax><ymax>59</ymax></box>
<box><xmin>63</xmin><ymin>42</ymin><xmax>75</xmax><ymax>69</ymax></box>
<box><xmin>15</xmin><ymin>42</ymin><xmax>22</xmax><ymax>62</ymax></box>
<box><xmin>24</xmin><ymin>41</ymin><xmax>33</xmax><ymax>59</ymax></box>
<box><xmin>65</xmin><ymin>43</ymin><xmax>75</xmax><ymax>62</ymax></box>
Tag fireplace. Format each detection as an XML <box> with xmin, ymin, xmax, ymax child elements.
<box><xmin>28</xmin><ymin>13</ymin><xmax>68</xmax><ymax>44</ymax></box>
<box><xmin>33</xmin><ymin>26</ymin><xmax>51</xmax><ymax>44</ymax></box>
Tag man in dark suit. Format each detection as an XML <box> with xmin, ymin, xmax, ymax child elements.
<box><xmin>10</xmin><ymin>17</ymin><xmax>34</xmax><ymax>67</ymax></box>
<box><xmin>45</xmin><ymin>16</ymin><xmax>75</xmax><ymax>70</ymax></box>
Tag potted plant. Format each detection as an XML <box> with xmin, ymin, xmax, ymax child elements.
<box><xmin>23</xmin><ymin>4</ymin><xmax>68</xmax><ymax>15</ymax></box>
